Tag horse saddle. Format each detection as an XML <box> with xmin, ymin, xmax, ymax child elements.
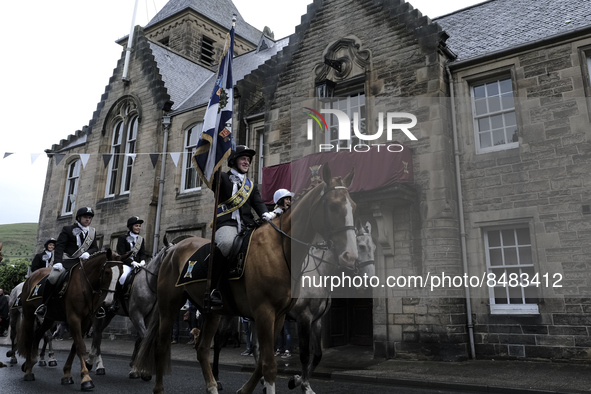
<box><xmin>26</xmin><ymin>269</ymin><xmax>70</xmax><ymax>302</ymax></box>
<box><xmin>122</xmin><ymin>267</ymin><xmax>138</xmax><ymax>299</ymax></box>
<box><xmin>175</xmin><ymin>229</ymin><xmax>255</xmax><ymax>287</ymax></box>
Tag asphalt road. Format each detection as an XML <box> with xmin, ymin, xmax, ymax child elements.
<box><xmin>1</xmin><ymin>351</ymin><xmax>459</xmax><ymax>394</ymax></box>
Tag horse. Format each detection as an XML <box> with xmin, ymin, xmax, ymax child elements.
<box><xmin>16</xmin><ymin>249</ymin><xmax>128</xmax><ymax>391</ymax></box>
<box><xmin>287</xmin><ymin>220</ymin><xmax>376</xmax><ymax>394</ymax></box>
<box><xmin>86</xmin><ymin>242</ymin><xmax>174</xmax><ymax>380</ymax></box>
<box><xmin>135</xmin><ymin>163</ymin><xmax>357</xmax><ymax>394</ymax></box>
<box><xmin>6</xmin><ymin>282</ymin><xmax>58</xmax><ymax>368</ymax></box>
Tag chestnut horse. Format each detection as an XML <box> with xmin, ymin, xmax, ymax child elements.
<box><xmin>17</xmin><ymin>250</ymin><xmax>127</xmax><ymax>391</ymax></box>
<box><xmin>136</xmin><ymin>163</ymin><xmax>357</xmax><ymax>394</ymax></box>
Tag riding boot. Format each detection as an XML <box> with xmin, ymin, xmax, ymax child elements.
<box><xmin>35</xmin><ymin>279</ymin><xmax>55</xmax><ymax>317</ymax></box>
<box><xmin>209</xmin><ymin>260</ymin><xmax>223</xmax><ymax>310</ymax></box>
<box><xmin>108</xmin><ymin>284</ymin><xmax>122</xmax><ymax>314</ymax></box>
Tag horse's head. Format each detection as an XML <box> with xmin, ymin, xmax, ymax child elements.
<box><xmin>308</xmin><ymin>163</ymin><xmax>358</xmax><ymax>270</ymax></box>
<box><xmin>83</xmin><ymin>250</ymin><xmax>124</xmax><ymax>307</ymax></box>
<box><xmin>355</xmin><ymin>220</ymin><xmax>376</xmax><ymax>277</ymax></box>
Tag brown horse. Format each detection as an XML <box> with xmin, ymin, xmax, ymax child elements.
<box><xmin>136</xmin><ymin>163</ymin><xmax>357</xmax><ymax>394</ymax></box>
<box><xmin>17</xmin><ymin>250</ymin><xmax>128</xmax><ymax>391</ymax></box>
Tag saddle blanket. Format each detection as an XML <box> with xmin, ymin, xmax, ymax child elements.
<box><xmin>26</xmin><ymin>276</ymin><xmax>48</xmax><ymax>302</ymax></box>
<box><xmin>25</xmin><ymin>267</ymin><xmax>73</xmax><ymax>302</ymax></box>
<box><xmin>175</xmin><ymin>233</ymin><xmax>253</xmax><ymax>287</ymax></box>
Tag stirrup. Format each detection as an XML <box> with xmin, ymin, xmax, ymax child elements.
<box><xmin>209</xmin><ymin>290</ymin><xmax>223</xmax><ymax>310</ymax></box>
<box><xmin>95</xmin><ymin>307</ymin><xmax>106</xmax><ymax>319</ymax></box>
<box><xmin>35</xmin><ymin>304</ymin><xmax>47</xmax><ymax>317</ymax></box>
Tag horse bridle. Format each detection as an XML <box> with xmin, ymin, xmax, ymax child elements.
<box><xmin>79</xmin><ymin>258</ymin><xmax>120</xmax><ymax>315</ymax></box>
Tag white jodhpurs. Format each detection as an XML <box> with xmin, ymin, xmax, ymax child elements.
<box><xmin>215</xmin><ymin>226</ymin><xmax>237</xmax><ymax>257</ymax></box>
<box><xmin>119</xmin><ymin>265</ymin><xmax>132</xmax><ymax>285</ymax></box>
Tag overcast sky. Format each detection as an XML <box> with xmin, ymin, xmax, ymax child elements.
<box><xmin>0</xmin><ymin>0</ymin><xmax>483</xmax><ymax>225</ymax></box>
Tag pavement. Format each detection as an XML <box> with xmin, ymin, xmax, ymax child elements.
<box><xmin>2</xmin><ymin>333</ymin><xmax>591</xmax><ymax>393</ymax></box>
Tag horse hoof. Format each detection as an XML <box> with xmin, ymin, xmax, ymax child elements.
<box><xmin>24</xmin><ymin>373</ymin><xmax>35</xmax><ymax>381</ymax></box>
<box><xmin>81</xmin><ymin>380</ymin><xmax>95</xmax><ymax>391</ymax></box>
<box><xmin>128</xmin><ymin>371</ymin><xmax>140</xmax><ymax>379</ymax></box>
<box><xmin>61</xmin><ymin>377</ymin><xmax>74</xmax><ymax>385</ymax></box>
<box><xmin>288</xmin><ymin>377</ymin><xmax>296</xmax><ymax>390</ymax></box>
<box><xmin>217</xmin><ymin>381</ymin><xmax>223</xmax><ymax>390</ymax></box>
<box><xmin>21</xmin><ymin>363</ymin><xmax>26</xmax><ymax>372</ymax></box>
<box><xmin>10</xmin><ymin>357</ymin><xmax>17</xmax><ymax>364</ymax></box>
<box><xmin>140</xmin><ymin>373</ymin><xmax>152</xmax><ymax>381</ymax></box>
<box><xmin>38</xmin><ymin>360</ymin><xmax>47</xmax><ymax>367</ymax></box>
<box><xmin>49</xmin><ymin>360</ymin><xmax>58</xmax><ymax>367</ymax></box>
<box><xmin>96</xmin><ymin>368</ymin><xmax>105</xmax><ymax>375</ymax></box>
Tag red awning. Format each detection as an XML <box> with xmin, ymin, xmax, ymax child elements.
<box><xmin>261</xmin><ymin>144</ymin><xmax>413</xmax><ymax>204</ymax></box>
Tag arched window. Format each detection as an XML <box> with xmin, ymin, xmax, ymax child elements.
<box><xmin>104</xmin><ymin>99</ymin><xmax>140</xmax><ymax>197</ymax></box>
<box><xmin>181</xmin><ymin>123</ymin><xmax>202</xmax><ymax>192</ymax></box>
<box><xmin>62</xmin><ymin>159</ymin><xmax>81</xmax><ymax>215</ymax></box>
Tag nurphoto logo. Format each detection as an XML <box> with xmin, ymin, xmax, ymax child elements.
<box><xmin>303</xmin><ymin>107</ymin><xmax>418</xmax><ymax>152</ymax></box>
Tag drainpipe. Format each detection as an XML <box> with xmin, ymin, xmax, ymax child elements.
<box><xmin>153</xmin><ymin>114</ymin><xmax>171</xmax><ymax>256</ymax></box>
<box><xmin>122</xmin><ymin>0</ymin><xmax>139</xmax><ymax>82</ymax></box>
<box><xmin>445</xmin><ymin>64</ymin><xmax>476</xmax><ymax>360</ymax></box>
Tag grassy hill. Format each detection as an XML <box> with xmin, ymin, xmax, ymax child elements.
<box><xmin>0</xmin><ymin>222</ymin><xmax>38</xmax><ymax>262</ymax></box>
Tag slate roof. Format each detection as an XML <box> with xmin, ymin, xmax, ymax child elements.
<box><xmin>144</xmin><ymin>0</ymin><xmax>262</xmax><ymax>45</ymax></box>
<box><xmin>148</xmin><ymin>42</ymin><xmax>214</xmax><ymax>110</ymax></box>
<box><xmin>435</xmin><ymin>0</ymin><xmax>591</xmax><ymax>62</ymax></box>
<box><xmin>172</xmin><ymin>37</ymin><xmax>290</xmax><ymax>114</ymax></box>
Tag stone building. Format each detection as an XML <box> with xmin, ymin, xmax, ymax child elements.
<box><xmin>38</xmin><ymin>0</ymin><xmax>591</xmax><ymax>362</ymax></box>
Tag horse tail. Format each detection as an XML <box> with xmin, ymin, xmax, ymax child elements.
<box><xmin>135</xmin><ymin>304</ymin><xmax>170</xmax><ymax>374</ymax></box>
<box><xmin>16</xmin><ymin>305</ymin><xmax>32</xmax><ymax>358</ymax></box>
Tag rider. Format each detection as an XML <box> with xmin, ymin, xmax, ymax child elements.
<box><xmin>35</xmin><ymin>207</ymin><xmax>100</xmax><ymax>318</ymax></box>
<box><xmin>31</xmin><ymin>238</ymin><xmax>57</xmax><ymax>273</ymax></box>
<box><xmin>109</xmin><ymin>216</ymin><xmax>148</xmax><ymax>313</ymax></box>
<box><xmin>270</xmin><ymin>188</ymin><xmax>293</xmax><ymax>219</ymax></box>
<box><xmin>211</xmin><ymin>145</ymin><xmax>272</xmax><ymax>308</ymax></box>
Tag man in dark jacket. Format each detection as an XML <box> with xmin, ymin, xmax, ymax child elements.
<box><xmin>210</xmin><ymin>145</ymin><xmax>271</xmax><ymax>308</ymax></box>
<box><xmin>35</xmin><ymin>206</ymin><xmax>100</xmax><ymax>317</ymax></box>
<box><xmin>31</xmin><ymin>238</ymin><xmax>57</xmax><ymax>273</ymax></box>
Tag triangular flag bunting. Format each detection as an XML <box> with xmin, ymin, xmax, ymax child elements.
<box><xmin>149</xmin><ymin>153</ymin><xmax>159</xmax><ymax>168</ymax></box>
<box><xmin>103</xmin><ymin>154</ymin><xmax>112</xmax><ymax>168</ymax></box>
<box><xmin>170</xmin><ymin>152</ymin><xmax>181</xmax><ymax>167</ymax></box>
<box><xmin>31</xmin><ymin>153</ymin><xmax>41</xmax><ymax>164</ymax></box>
<box><xmin>54</xmin><ymin>153</ymin><xmax>65</xmax><ymax>165</ymax></box>
<box><xmin>80</xmin><ymin>154</ymin><xmax>90</xmax><ymax>169</ymax></box>
<box><xmin>3</xmin><ymin>152</ymin><xmax>14</xmax><ymax>159</ymax></box>
<box><xmin>126</xmin><ymin>153</ymin><xmax>137</xmax><ymax>163</ymax></box>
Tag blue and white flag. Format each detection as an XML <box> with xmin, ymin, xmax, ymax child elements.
<box><xmin>193</xmin><ymin>24</ymin><xmax>235</xmax><ymax>189</ymax></box>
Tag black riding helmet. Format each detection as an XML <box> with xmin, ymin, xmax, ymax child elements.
<box><xmin>75</xmin><ymin>206</ymin><xmax>95</xmax><ymax>222</ymax></box>
<box><xmin>227</xmin><ymin>145</ymin><xmax>256</xmax><ymax>168</ymax></box>
<box><xmin>127</xmin><ymin>216</ymin><xmax>144</xmax><ymax>230</ymax></box>
<box><xmin>44</xmin><ymin>238</ymin><xmax>57</xmax><ymax>249</ymax></box>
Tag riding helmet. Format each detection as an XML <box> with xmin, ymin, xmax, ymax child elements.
<box><xmin>127</xmin><ymin>216</ymin><xmax>144</xmax><ymax>229</ymax></box>
<box><xmin>228</xmin><ymin>145</ymin><xmax>256</xmax><ymax>168</ymax></box>
<box><xmin>44</xmin><ymin>238</ymin><xmax>57</xmax><ymax>249</ymax></box>
<box><xmin>76</xmin><ymin>206</ymin><xmax>95</xmax><ymax>221</ymax></box>
<box><xmin>273</xmin><ymin>189</ymin><xmax>294</xmax><ymax>205</ymax></box>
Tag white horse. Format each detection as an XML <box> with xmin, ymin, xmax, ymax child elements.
<box><xmin>287</xmin><ymin>220</ymin><xmax>376</xmax><ymax>394</ymax></box>
<box><xmin>86</xmin><ymin>241</ymin><xmax>174</xmax><ymax>380</ymax></box>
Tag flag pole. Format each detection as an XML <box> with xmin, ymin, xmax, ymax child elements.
<box><xmin>204</xmin><ymin>15</ymin><xmax>236</xmax><ymax>313</ymax></box>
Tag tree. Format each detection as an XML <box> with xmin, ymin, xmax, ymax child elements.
<box><xmin>0</xmin><ymin>259</ymin><xmax>29</xmax><ymax>293</ymax></box>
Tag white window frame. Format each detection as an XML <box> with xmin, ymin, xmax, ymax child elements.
<box><xmin>120</xmin><ymin>116</ymin><xmax>138</xmax><ymax>195</ymax></box>
<box><xmin>484</xmin><ymin>225</ymin><xmax>539</xmax><ymax>315</ymax></box>
<box><xmin>105</xmin><ymin>120</ymin><xmax>123</xmax><ymax>197</ymax></box>
<box><xmin>471</xmin><ymin>77</ymin><xmax>518</xmax><ymax>154</ymax></box>
<box><xmin>180</xmin><ymin>123</ymin><xmax>202</xmax><ymax>193</ymax></box>
<box><xmin>62</xmin><ymin>159</ymin><xmax>81</xmax><ymax>215</ymax></box>
<box><xmin>324</xmin><ymin>93</ymin><xmax>366</xmax><ymax>148</ymax></box>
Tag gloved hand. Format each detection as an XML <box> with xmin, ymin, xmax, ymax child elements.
<box><xmin>262</xmin><ymin>212</ymin><xmax>276</xmax><ymax>221</ymax></box>
<box><xmin>53</xmin><ymin>263</ymin><xmax>64</xmax><ymax>271</ymax></box>
<box><xmin>80</xmin><ymin>252</ymin><xmax>90</xmax><ymax>260</ymax></box>
<box><xmin>139</xmin><ymin>260</ymin><xmax>146</xmax><ymax>267</ymax></box>
<box><xmin>131</xmin><ymin>261</ymin><xmax>141</xmax><ymax>268</ymax></box>
<box><xmin>272</xmin><ymin>207</ymin><xmax>284</xmax><ymax>216</ymax></box>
